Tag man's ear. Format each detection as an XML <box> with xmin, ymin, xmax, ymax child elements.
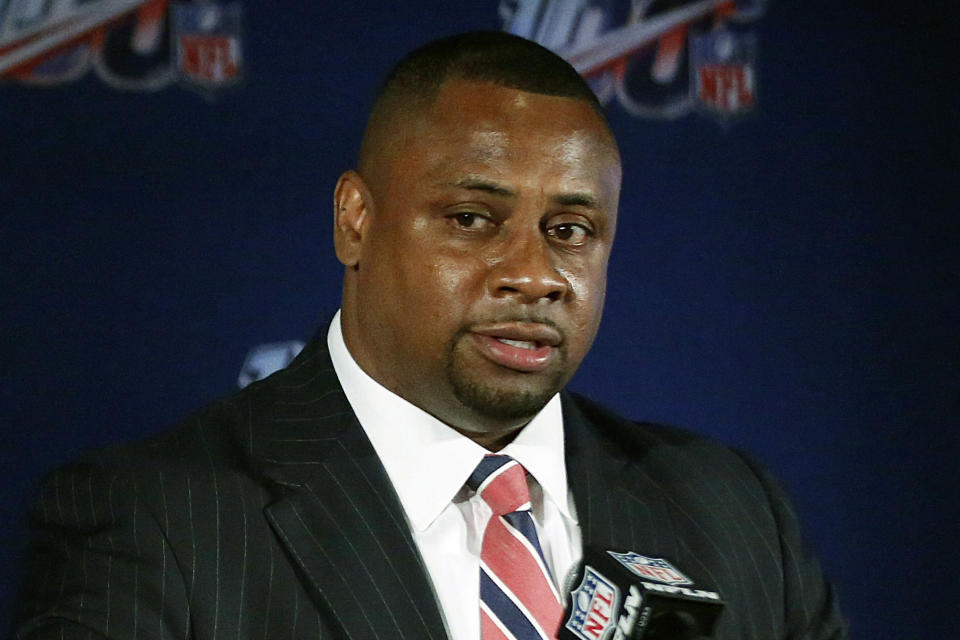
<box><xmin>333</xmin><ymin>170</ymin><xmax>371</xmax><ymax>268</ymax></box>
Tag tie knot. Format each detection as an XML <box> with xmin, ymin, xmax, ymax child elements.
<box><xmin>467</xmin><ymin>455</ymin><xmax>531</xmax><ymax>516</ymax></box>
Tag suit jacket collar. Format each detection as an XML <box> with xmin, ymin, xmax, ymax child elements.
<box><xmin>252</xmin><ymin>335</ymin><xmax>450</xmax><ymax>639</ymax></box>
<box><xmin>562</xmin><ymin>393</ymin><xmax>681</xmax><ymax>562</ymax></box>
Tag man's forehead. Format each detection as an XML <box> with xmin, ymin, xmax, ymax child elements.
<box><xmin>367</xmin><ymin>78</ymin><xmax>620</xmax><ymax>201</ymax></box>
<box><xmin>425</xmin><ymin>78</ymin><xmax>611</xmax><ymax>130</ymax></box>
<box><xmin>418</xmin><ymin>80</ymin><xmax>619</xmax><ymax>159</ymax></box>
<box><xmin>427</xmin><ymin>128</ymin><xmax>612</xmax><ymax>170</ymax></box>
<box><xmin>459</xmin><ymin>130</ymin><xmax>511</xmax><ymax>164</ymax></box>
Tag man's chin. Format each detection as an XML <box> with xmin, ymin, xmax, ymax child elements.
<box><xmin>445</xmin><ymin>362</ymin><xmax>563</xmax><ymax>423</ymax></box>
<box><xmin>443</xmin><ymin>328</ymin><xmax>570</xmax><ymax>423</ymax></box>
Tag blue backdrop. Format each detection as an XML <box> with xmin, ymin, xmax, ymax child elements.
<box><xmin>2</xmin><ymin>1</ymin><xmax>957</xmax><ymax>638</ymax></box>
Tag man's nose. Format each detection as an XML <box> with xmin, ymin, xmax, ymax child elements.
<box><xmin>487</xmin><ymin>232</ymin><xmax>569</xmax><ymax>303</ymax></box>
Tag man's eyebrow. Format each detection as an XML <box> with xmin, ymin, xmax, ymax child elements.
<box><xmin>552</xmin><ymin>192</ymin><xmax>599</xmax><ymax>208</ymax></box>
<box><xmin>450</xmin><ymin>177</ymin><xmax>515</xmax><ymax>197</ymax></box>
<box><xmin>449</xmin><ymin>178</ymin><xmax>599</xmax><ymax>208</ymax></box>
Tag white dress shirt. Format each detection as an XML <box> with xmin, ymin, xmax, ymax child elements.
<box><xmin>327</xmin><ymin>311</ymin><xmax>581</xmax><ymax>640</ymax></box>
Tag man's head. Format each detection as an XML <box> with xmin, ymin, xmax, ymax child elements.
<box><xmin>334</xmin><ymin>32</ymin><xmax>622</xmax><ymax>450</ymax></box>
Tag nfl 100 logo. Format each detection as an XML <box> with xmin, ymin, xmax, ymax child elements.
<box><xmin>565</xmin><ymin>565</ymin><xmax>621</xmax><ymax>640</ymax></box>
<box><xmin>607</xmin><ymin>551</ymin><xmax>692</xmax><ymax>585</ymax></box>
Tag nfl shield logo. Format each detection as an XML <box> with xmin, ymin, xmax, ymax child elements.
<box><xmin>608</xmin><ymin>551</ymin><xmax>692</xmax><ymax>586</ymax></box>
<box><xmin>172</xmin><ymin>2</ymin><xmax>243</xmax><ymax>92</ymax></box>
<box><xmin>689</xmin><ymin>28</ymin><xmax>757</xmax><ymax>120</ymax></box>
<box><xmin>564</xmin><ymin>565</ymin><xmax>621</xmax><ymax>640</ymax></box>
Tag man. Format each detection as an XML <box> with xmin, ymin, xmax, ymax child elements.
<box><xmin>14</xmin><ymin>32</ymin><xmax>847</xmax><ymax>639</ymax></box>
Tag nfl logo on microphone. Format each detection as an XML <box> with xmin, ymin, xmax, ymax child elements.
<box><xmin>608</xmin><ymin>551</ymin><xmax>692</xmax><ymax>585</ymax></box>
<box><xmin>565</xmin><ymin>565</ymin><xmax>621</xmax><ymax>640</ymax></box>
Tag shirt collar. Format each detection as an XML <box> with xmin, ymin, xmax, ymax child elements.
<box><xmin>326</xmin><ymin>310</ymin><xmax>573</xmax><ymax>532</ymax></box>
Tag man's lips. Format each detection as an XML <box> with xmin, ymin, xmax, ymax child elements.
<box><xmin>469</xmin><ymin>323</ymin><xmax>562</xmax><ymax>373</ymax></box>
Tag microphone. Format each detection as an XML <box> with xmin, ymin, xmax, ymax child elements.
<box><xmin>558</xmin><ymin>547</ymin><xmax>725</xmax><ymax>639</ymax></box>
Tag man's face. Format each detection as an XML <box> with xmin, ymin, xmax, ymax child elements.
<box><xmin>337</xmin><ymin>78</ymin><xmax>621</xmax><ymax>446</ymax></box>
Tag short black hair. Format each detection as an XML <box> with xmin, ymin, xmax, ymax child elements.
<box><xmin>359</xmin><ymin>31</ymin><xmax>612</xmax><ymax>174</ymax></box>
<box><xmin>378</xmin><ymin>31</ymin><xmax>602</xmax><ymax>109</ymax></box>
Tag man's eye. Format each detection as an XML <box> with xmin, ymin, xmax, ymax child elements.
<box><xmin>450</xmin><ymin>212</ymin><xmax>491</xmax><ymax>229</ymax></box>
<box><xmin>548</xmin><ymin>222</ymin><xmax>591</xmax><ymax>245</ymax></box>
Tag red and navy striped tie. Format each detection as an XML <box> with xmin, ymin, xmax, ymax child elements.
<box><xmin>468</xmin><ymin>455</ymin><xmax>563</xmax><ymax>640</ymax></box>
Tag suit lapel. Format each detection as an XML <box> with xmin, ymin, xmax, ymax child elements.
<box><xmin>562</xmin><ymin>393</ymin><xmax>681</xmax><ymax>561</ymax></box>
<box><xmin>253</xmin><ymin>336</ymin><xmax>448</xmax><ymax>640</ymax></box>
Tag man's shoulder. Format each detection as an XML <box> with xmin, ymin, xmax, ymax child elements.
<box><xmin>87</xmin><ymin>377</ymin><xmax>266</xmax><ymax>469</ymax></box>
<box><xmin>563</xmin><ymin>391</ymin><xmax>741</xmax><ymax>459</ymax></box>
<box><xmin>561</xmin><ymin>391</ymin><xmax>774</xmax><ymax>502</ymax></box>
<box><xmin>60</xmin><ymin>336</ymin><xmax>343</xmax><ymax>486</ymax></box>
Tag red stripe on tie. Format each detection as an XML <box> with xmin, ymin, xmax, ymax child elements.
<box><xmin>481</xmin><ymin>606</ymin><xmax>515</xmax><ymax>640</ymax></box>
<box><xmin>473</xmin><ymin>455</ymin><xmax>563</xmax><ymax>639</ymax></box>
<box><xmin>483</xmin><ymin>518</ymin><xmax>563</xmax><ymax>635</ymax></box>
<box><xmin>479</xmin><ymin>462</ymin><xmax>529</xmax><ymax>515</ymax></box>
<box><xmin>487</xmin><ymin>519</ymin><xmax>560</xmax><ymax>599</ymax></box>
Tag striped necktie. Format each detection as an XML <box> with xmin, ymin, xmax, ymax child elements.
<box><xmin>468</xmin><ymin>455</ymin><xmax>564</xmax><ymax>640</ymax></box>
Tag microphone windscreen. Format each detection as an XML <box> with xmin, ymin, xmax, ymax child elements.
<box><xmin>558</xmin><ymin>547</ymin><xmax>724</xmax><ymax>639</ymax></box>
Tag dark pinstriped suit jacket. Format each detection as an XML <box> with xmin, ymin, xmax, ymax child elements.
<box><xmin>14</xmin><ymin>333</ymin><xmax>847</xmax><ymax>639</ymax></box>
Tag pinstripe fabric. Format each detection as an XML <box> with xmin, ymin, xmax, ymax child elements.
<box><xmin>13</xmin><ymin>331</ymin><xmax>847</xmax><ymax>639</ymax></box>
<box><xmin>563</xmin><ymin>396</ymin><xmax>848</xmax><ymax>640</ymax></box>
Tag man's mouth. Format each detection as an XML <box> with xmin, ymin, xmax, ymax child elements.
<box><xmin>495</xmin><ymin>338</ymin><xmax>540</xmax><ymax>350</ymax></box>
<box><xmin>468</xmin><ymin>323</ymin><xmax>562</xmax><ymax>372</ymax></box>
